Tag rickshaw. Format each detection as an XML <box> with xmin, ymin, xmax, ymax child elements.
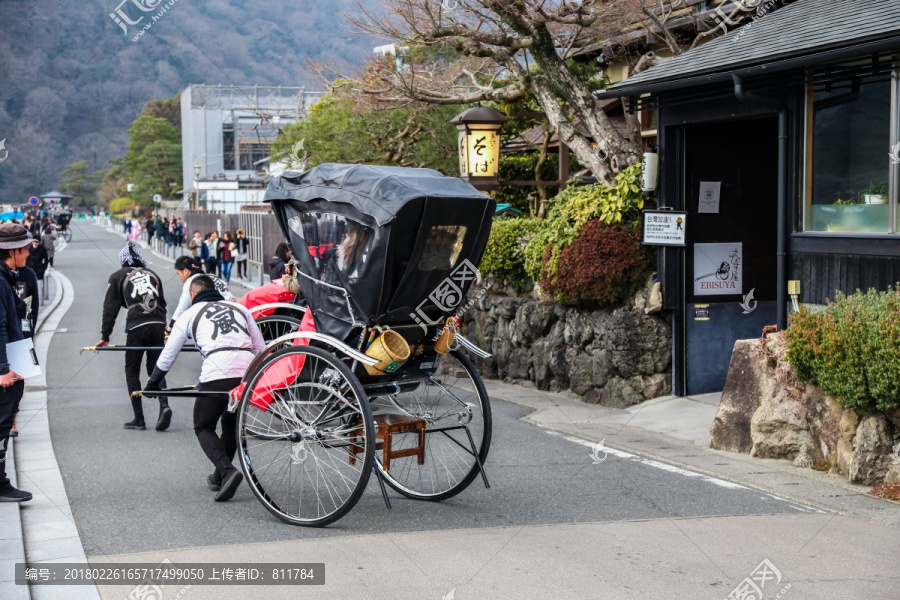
<box><xmin>228</xmin><ymin>163</ymin><xmax>496</xmax><ymax>527</ymax></box>
<box><xmin>50</xmin><ymin>209</ymin><xmax>73</xmax><ymax>242</ymax></box>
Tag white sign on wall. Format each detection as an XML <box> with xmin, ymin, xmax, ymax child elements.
<box><xmin>698</xmin><ymin>181</ymin><xmax>722</xmax><ymax>213</ymax></box>
<box><xmin>642</xmin><ymin>210</ymin><xmax>687</xmax><ymax>246</ymax></box>
<box><xmin>694</xmin><ymin>243</ymin><xmax>742</xmax><ymax>296</ymax></box>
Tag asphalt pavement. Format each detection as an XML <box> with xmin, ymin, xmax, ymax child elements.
<box><xmin>12</xmin><ymin>221</ymin><xmax>900</xmax><ymax>599</ymax></box>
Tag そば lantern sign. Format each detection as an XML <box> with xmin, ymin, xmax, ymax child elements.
<box><xmin>450</xmin><ymin>107</ymin><xmax>508</xmax><ymax>190</ymax></box>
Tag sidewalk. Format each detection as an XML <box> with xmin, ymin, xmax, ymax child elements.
<box><xmin>1</xmin><ymin>262</ymin><xmax>75</xmax><ymax>600</ymax></box>
<box><xmin>484</xmin><ymin>380</ymin><xmax>900</xmax><ymax>527</ymax></box>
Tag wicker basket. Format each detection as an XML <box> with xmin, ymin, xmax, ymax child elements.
<box><xmin>364</xmin><ymin>329</ymin><xmax>411</xmax><ymax>376</ymax></box>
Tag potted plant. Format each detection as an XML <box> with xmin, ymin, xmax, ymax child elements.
<box><xmin>859</xmin><ymin>181</ymin><xmax>889</xmax><ymax>204</ymax></box>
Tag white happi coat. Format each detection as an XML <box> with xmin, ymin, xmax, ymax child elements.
<box><xmin>157</xmin><ymin>300</ymin><xmax>266</xmax><ymax>383</ymax></box>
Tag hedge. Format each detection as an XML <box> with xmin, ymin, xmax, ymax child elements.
<box><xmin>480</xmin><ymin>218</ymin><xmax>544</xmax><ymax>286</ymax></box>
<box><xmin>785</xmin><ymin>288</ymin><xmax>900</xmax><ymax>414</ymax></box>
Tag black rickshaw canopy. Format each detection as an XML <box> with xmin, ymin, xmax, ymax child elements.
<box><xmin>265</xmin><ymin>163</ymin><xmax>496</xmax><ymax>344</ymax></box>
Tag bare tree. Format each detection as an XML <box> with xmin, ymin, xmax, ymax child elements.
<box><xmin>338</xmin><ymin>0</ymin><xmax>782</xmax><ymax>182</ymax></box>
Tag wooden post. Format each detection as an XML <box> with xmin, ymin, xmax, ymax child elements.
<box><xmin>559</xmin><ymin>141</ymin><xmax>570</xmax><ymax>191</ymax></box>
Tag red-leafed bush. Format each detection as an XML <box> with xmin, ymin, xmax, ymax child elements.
<box><xmin>547</xmin><ymin>220</ymin><xmax>652</xmax><ymax>307</ymax></box>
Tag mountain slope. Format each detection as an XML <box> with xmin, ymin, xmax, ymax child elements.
<box><xmin>0</xmin><ymin>0</ymin><xmax>380</xmax><ymax>201</ymax></box>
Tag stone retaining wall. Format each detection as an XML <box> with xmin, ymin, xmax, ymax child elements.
<box><xmin>460</xmin><ymin>289</ymin><xmax>672</xmax><ymax>407</ymax></box>
<box><xmin>710</xmin><ymin>333</ymin><xmax>900</xmax><ymax>486</ymax></box>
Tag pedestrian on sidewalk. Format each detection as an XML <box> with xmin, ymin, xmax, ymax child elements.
<box><xmin>9</xmin><ymin>253</ymin><xmax>40</xmax><ymax>439</ymax></box>
<box><xmin>144</xmin><ymin>275</ymin><xmax>265</xmax><ymax>502</ymax></box>
<box><xmin>169</xmin><ymin>256</ymin><xmax>235</xmax><ymax>329</ymax></box>
<box><xmin>188</xmin><ymin>231</ymin><xmax>203</xmax><ymax>258</ymax></box>
<box><xmin>145</xmin><ymin>216</ymin><xmax>154</xmax><ymax>244</ymax></box>
<box><xmin>0</xmin><ymin>224</ymin><xmax>34</xmax><ymax>502</ymax></box>
<box><xmin>204</xmin><ymin>231</ymin><xmax>220</xmax><ymax>276</ymax></box>
<box><xmin>95</xmin><ymin>241</ymin><xmax>172</xmax><ymax>432</ymax></box>
<box><xmin>219</xmin><ymin>231</ymin><xmax>236</xmax><ymax>283</ymax></box>
<box><xmin>130</xmin><ymin>219</ymin><xmax>142</xmax><ymax>242</ymax></box>
<box><xmin>41</xmin><ymin>224</ymin><xmax>55</xmax><ymax>268</ymax></box>
<box><xmin>234</xmin><ymin>229</ymin><xmax>249</xmax><ymax>280</ymax></box>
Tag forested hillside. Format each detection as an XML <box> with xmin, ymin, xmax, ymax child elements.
<box><xmin>0</xmin><ymin>0</ymin><xmax>378</xmax><ymax>202</ymax></box>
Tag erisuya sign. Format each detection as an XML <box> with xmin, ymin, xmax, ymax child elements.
<box><xmin>694</xmin><ymin>243</ymin><xmax>742</xmax><ymax>296</ymax></box>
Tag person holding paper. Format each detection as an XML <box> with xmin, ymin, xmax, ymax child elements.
<box><xmin>0</xmin><ymin>223</ymin><xmax>34</xmax><ymax>502</ymax></box>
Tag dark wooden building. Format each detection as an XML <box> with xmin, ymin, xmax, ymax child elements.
<box><xmin>597</xmin><ymin>0</ymin><xmax>900</xmax><ymax>395</ymax></box>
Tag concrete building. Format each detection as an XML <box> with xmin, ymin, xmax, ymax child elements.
<box><xmin>179</xmin><ymin>84</ymin><xmax>324</xmax><ymax>213</ymax></box>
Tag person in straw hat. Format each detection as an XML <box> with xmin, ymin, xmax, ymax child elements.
<box><xmin>0</xmin><ymin>223</ymin><xmax>34</xmax><ymax>501</ymax></box>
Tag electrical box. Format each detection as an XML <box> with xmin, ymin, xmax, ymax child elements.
<box><xmin>788</xmin><ymin>280</ymin><xmax>801</xmax><ymax>296</ymax></box>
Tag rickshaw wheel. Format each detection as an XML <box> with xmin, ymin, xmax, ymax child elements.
<box><xmin>61</xmin><ymin>228</ymin><xmax>72</xmax><ymax>242</ymax></box>
<box><xmin>254</xmin><ymin>314</ymin><xmax>303</xmax><ymax>342</ymax></box>
<box><xmin>236</xmin><ymin>344</ymin><xmax>374</xmax><ymax>527</ymax></box>
<box><xmin>369</xmin><ymin>350</ymin><xmax>491</xmax><ymax>502</ymax></box>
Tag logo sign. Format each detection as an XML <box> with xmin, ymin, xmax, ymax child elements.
<box><xmin>694</xmin><ymin>243</ymin><xmax>742</xmax><ymax>296</ymax></box>
<box><xmin>28</xmin><ymin>197</ymin><xmax>39</xmax><ymax>206</ymax></box>
<box><xmin>0</xmin><ymin>138</ymin><xmax>8</xmax><ymax>163</ymax></box>
<box><xmin>739</xmin><ymin>288</ymin><xmax>758</xmax><ymax>314</ymax></box>
<box><xmin>642</xmin><ymin>210</ymin><xmax>687</xmax><ymax>247</ymax></box>
<box><xmin>410</xmin><ymin>258</ymin><xmax>481</xmax><ymax>333</ymax></box>
<box><xmin>694</xmin><ymin>305</ymin><xmax>710</xmax><ymax>321</ymax></box>
<box><xmin>890</xmin><ymin>141</ymin><xmax>900</xmax><ymax>165</ymax></box>
<box><xmin>152</xmin><ymin>194</ymin><xmax>162</xmax><ymax>203</ymax></box>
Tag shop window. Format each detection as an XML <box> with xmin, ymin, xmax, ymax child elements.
<box><xmin>804</xmin><ymin>74</ymin><xmax>897</xmax><ymax>233</ymax></box>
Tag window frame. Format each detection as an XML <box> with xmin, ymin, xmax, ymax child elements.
<box><xmin>802</xmin><ymin>61</ymin><xmax>900</xmax><ymax>235</ymax></box>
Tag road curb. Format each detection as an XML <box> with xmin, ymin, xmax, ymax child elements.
<box><xmin>14</xmin><ymin>267</ymin><xmax>102</xmax><ymax>600</ymax></box>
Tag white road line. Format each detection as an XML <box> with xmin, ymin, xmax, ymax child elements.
<box><xmin>547</xmin><ymin>430</ymin><xmax>823</xmax><ymax>510</ymax></box>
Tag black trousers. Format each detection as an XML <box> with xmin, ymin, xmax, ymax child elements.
<box><xmin>124</xmin><ymin>324</ymin><xmax>168</xmax><ymax>419</ymax></box>
<box><xmin>0</xmin><ymin>380</ymin><xmax>25</xmax><ymax>489</ymax></box>
<box><xmin>204</xmin><ymin>259</ymin><xmax>217</xmax><ymax>275</ymax></box>
<box><xmin>236</xmin><ymin>259</ymin><xmax>248</xmax><ymax>279</ymax></box>
<box><xmin>194</xmin><ymin>377</ymin><xmax>242</xmax><ymax>476</ymax></box>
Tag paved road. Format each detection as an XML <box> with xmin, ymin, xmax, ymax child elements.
<box><xmin>38</xmin><ymin>222</ymin><xmax>898</xmax><ymax>599</ymax></box>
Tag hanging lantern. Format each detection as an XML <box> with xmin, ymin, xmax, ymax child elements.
<box><xmin>641</xmin><ymin>147</ymin><xmax>659</xmax><ymax>195</ymax></box>
<box><xmin>449</xmin><ymin>107</ymin><xmax>508</xmax><ymax>190</ymax></box>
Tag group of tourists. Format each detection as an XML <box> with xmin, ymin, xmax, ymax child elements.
<box><xmin>188</xmin><ymin>228</ymin><xmax>249</xmax><ymax>283</ymax></box>
<box><xmin>122</xmin><ymin>215</ymin><xmax>185</xmax><ymax>247</ymax></box>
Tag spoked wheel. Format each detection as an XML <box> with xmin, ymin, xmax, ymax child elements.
<box><xmin>255</xmin><ymin>314</ymin><xmax>303</xmax><ymax>342</ymax></box>
<box><xmin>61</xmin><ymin>228</ymin><xmax>72</xmax><ymax>242</ymax></box>
<box><xmin>368</xmin><ymin>350</ymin><xmax>491</xmax><ymax>501</ymax></box>
<box><xmin>236</xmin><ymin>345</ymin><xmax>374</xmax><ymax>527</ymax></box>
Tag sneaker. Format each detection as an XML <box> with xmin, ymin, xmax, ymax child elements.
<box><xmin>207</xmin><ymin>472</ymin><xmax>222</xmax><ymax>492</ymax></box>
<box><xmin>155</xmin><ymin>406</ymin><xmax>172</xmax><ymax>432</ymax></box>
<box><xmin>124</xmin><ymin>419</ymin><xmax>146</xmax><ymax>430</ymax></box>
<box><xmin>214</xmin><ymin>468</ymin><xmax>242</xmax><ymax>502</ymax></box>
<box><xmin>0</xmin><ymin>486</ymin><xmax>33</xmax><ymax>502</ymax></box>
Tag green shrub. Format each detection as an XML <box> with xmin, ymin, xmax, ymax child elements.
<box><xmin>785</xmin><ymin>288</ymin><xmax>900</xmax><ymax>414</ymax></box>
<box><xmin>524</xmin><ymin>164</ymin><xmax>645</xmax><ymax>288</ymax></box>
<box><xmin>109</xmin><ymin>197</ymin><xmax>133</xmax><ymax>215</ymax></box>
<box><xmin>480</xmin><ymin>218</ymin><xmax>544</xmax><ymax>286</ymax></box>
